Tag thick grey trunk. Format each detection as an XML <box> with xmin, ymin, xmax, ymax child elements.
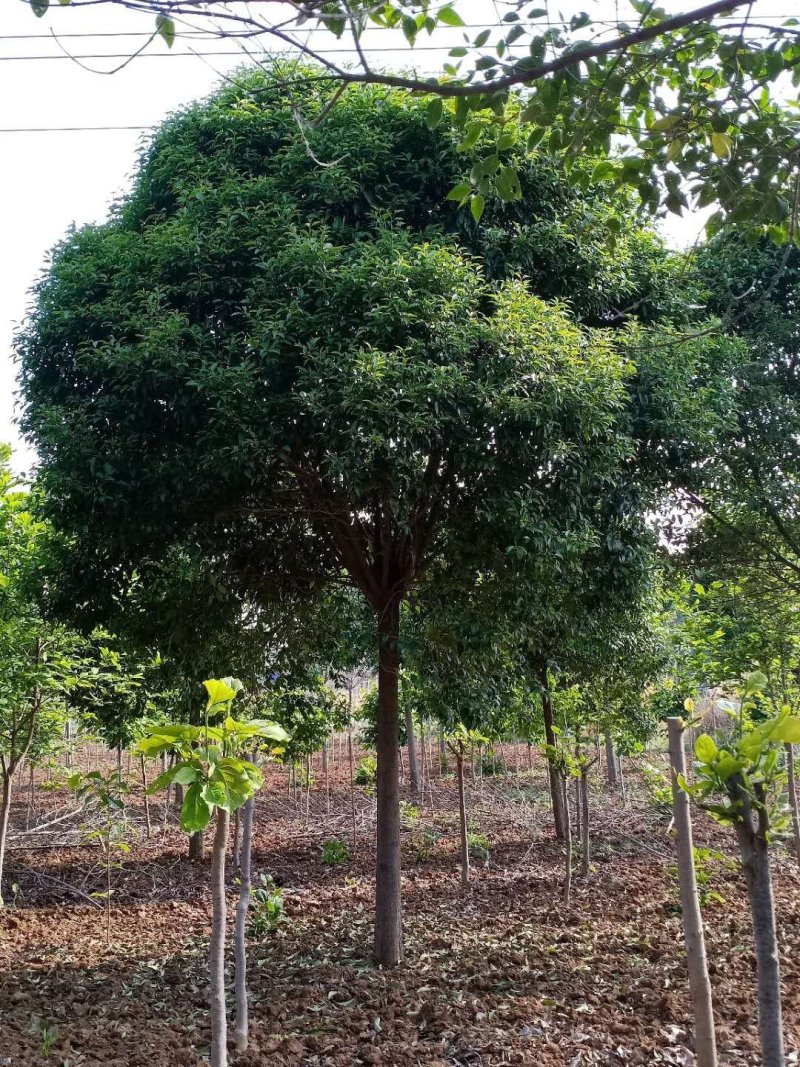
<box><xmin>234</xmin><ymin>796</ymin><xmax>254</xmax><ymax>1052</ymax></box>
<box><xmin>209</xmin><ymin>808</ymin><xmax>230</xmax><ymax>1067</ymax></box>
<box><xmin>373</xmin><ymin>599</ymin><xmax>403</xmax><ymax>966</ymax></box>
<box><xmin>0</xmin><ymin>771</ymin><xmax>12</xmax><ymax>907</ymax></box>
<box><xmin>734</xmin><ymin>780</ymin><xmax>784</xmax><ymax>1067</ymax></box>
<box><xmin>456</xmin><ymin>753</ymin><xmax>470</xmax><ymax>887</ymax></box>
<box><xmin>667</xmin><ymin>718</ymin><xmax>717</xmax><ymax>1067</ymax></box>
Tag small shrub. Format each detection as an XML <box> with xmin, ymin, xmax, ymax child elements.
<box><xmin>321</xmin><ymin>838</ymin><xmax>350</xmax><ymax>865</ymax></box>
<box><xmin>249</xmin><ymin>874</ymin><xmax>284</xmax><ymax>937</ymax></box>
<box><xmin>399</xmin><ymin>800</ymin><xmax>419</xmax><ymax>825</ymax></box>
<box><xmin>641</xmin><ymin>762</ymin><xmax>672</xmax><ymax>815</ymax></box>
<box><xmin>670</xmin><ymin>846</ymin><xmax>729</xmax><ymax>908</ymax></box>
<box><xmin>411</xmin><ymin>826</ymin><xmax>442</xmax><ymax>862</ymax></box>
<box><xmin>355</xmin><ymin>755</ymin><xmax>377</xmax><ymax>786</ymax></box>
<box><xmin>480</xmin><ymin>750</ymin><xmax>504</xmax><ymax>777</ymax></box>
<box><xmin>468</xmin><ymin>832</ymin><xmax>491</xmax><ymax>863</ymax></box>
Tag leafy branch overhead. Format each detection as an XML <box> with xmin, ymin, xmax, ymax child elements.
<box><xmin>29</xmin><ymin>0</ymin><xmax>800</xmax><ymax>237</ymax></box>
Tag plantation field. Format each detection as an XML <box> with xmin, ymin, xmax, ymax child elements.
<box><xmin>2</xmin><ymin>749</ymin><xmax>799</xmax><ymax>1067</ymax></box>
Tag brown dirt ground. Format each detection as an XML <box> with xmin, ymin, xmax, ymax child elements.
<box><xmin>1</xmin><ymin>749</ymin><xmax>799</xmax><ymax>1066</ymax></box>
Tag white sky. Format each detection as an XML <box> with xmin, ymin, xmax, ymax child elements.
<box><xmin>0</xmin><ymin>0</ymin><xmax>784</xmax><ymax>475</ymax></box>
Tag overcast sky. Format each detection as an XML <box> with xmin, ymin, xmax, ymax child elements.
<box><xmin>1</xmin><ymin>0</ymin><xmax>776</xmax><ymax>476</ymax></box>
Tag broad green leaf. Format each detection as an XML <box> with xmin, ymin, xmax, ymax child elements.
<box><xmin>447</xmin><ymin>182</ymin><xmax>470</xmax><ymax>202</ymax></box>
<box><xmin>202</xmin><ymin>777</ymin><xmax>230</xmax><ymax>810</ymax></box>
<box><xmin>743</xmin><ymin>670</ymin><xmax>768</xmax><ymax>697</ymax></box>
<box><xmin>715</xmin><ymin>754</ymin><xmax>746</xmax><ymax>781</ymax></box>
<box><xmin>30</xmin><ymin>0</ymin><xmax>49</xmax><ymax>16</ymax></box>
<box><xmin>769</xmin><ymin>717</ymin><xmax>800</xmax><ymax>744</ymax></box>
<box><xmin>438</xmin><ymin>6</ymin><xmax>464</xmax><ymax>27</ymax></box>
<box><xmin>155</xmin><ymin>13</ymin><xmax>175</xmax><ymax>47</ymax></box>
<box><xmin>180</xmin><ymin>782</ymin><xmax>212</xmax><ymax>832</ymax></box>
<box><xmin>426</xmin><ymin>98</ymin><xmax>444</xmax><ymax>130</ymax></box>
<box><xmin>694</xmin><ymin>734</ymin><xmax>717</xmax><ymax>764</ymax></box>
<box><xmin>173</xmin><ymin>763</ymin><xmax>199</xmax><ymax>785</ymax></box>
<box><xmin>204</xmin><ymin>678</ymin><xmax>236</xmax><ymax>709</ymax></box>
<box><xmin>711</xmin><ymin>132</ymin><xmax>733</xmax><ymax>158</ymax></box>
<box><xmin>470</xmin><ymin>194</ymin><xmax>485</xmax><ymax>221</ymax></box>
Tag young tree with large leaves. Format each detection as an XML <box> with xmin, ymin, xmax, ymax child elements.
<box><xmin>18</xmin><ymin>71</ymin><xmax>733</xmax><ymax>962</ymax></box>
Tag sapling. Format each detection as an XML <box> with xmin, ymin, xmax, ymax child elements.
<box><xmin>681</xmin><ymin>673</ymin><xmax>800</xmax><ymax>1067</ymax></box>
<box><xmin>69</xmin><ymin>768</ymin><xmax>131</xmax><ymax>946</ymax></box>
<box><xmin>445</xmin><ymin>724</ymin><xmax>489</xmax><ymax>887</ymax></box>
<box><xmin>139</xmin><ymin>678</ymin><xmax>287</xmax><ymax>1067</ymax></box>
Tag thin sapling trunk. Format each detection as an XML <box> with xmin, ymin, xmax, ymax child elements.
<box><xmin>234</xmin><ymin>794</ymin><xmax>255</xmax><ymax>1052</ymax></box>
<box><xmin>210</xmin><ymin>808</ymin><xmax>230</xmax><ymax>1067</ymax></box>
<box><xmin>734</xmin><ymin>778</ymin><xmax>784</xmax><ymax>1067</ymax></box>
<box><xmin>667</xmin><ymin>718</ymin><xmax>717</xmax><ymax>1067</ymax></box>
<box><xmin>456</xmin><ymin>748</ymin><xmax>470</xmax><ymax>887</ymax></box>
<box><xmin>785</xmin><ymin>743</ymin><xmax>800</xmax><ymax>866</ymax></box>
<box><xmin>562</xmin><ymin>773</ymin><xmax>572</xmax><ymax>907</ymax></box>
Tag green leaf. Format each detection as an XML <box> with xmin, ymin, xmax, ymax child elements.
<box><xmin>30</xmin><ymin>0</ymin><xmax>49</xmax><ymax>16</ymax></box>
<box><xmin>473</xmin><ymin>28</ymin><xmax>491</xmax><ymax>47</ymax></box>
<box><xmin>694</xmin><ymin>734</ymin><xmax>718</xmax><ymax>764</ymax></box>
<box><xmin>447</xmin><ymin>182</ymin><xmax>471</xmax><ymax>203</ymax></box>
<box><xmin>204</xmin><ymin>678</ymin><xmax>236</xmax><ymax>709</ymax></box>
<box><xmin>180</xmin><ymin>782</ymin><xmax>212</xmax><ymax>832</ymax></box>
<box><xmin>438</xmin><ymin>6</ymin><xmax>464</xmax><ymax>27</ymax></box>
<box><xmin>715</xmin><ymin>754</ymin><xmax>746</xmax><ymax>781</ymax></box>
<box><xmin>202</xmin><ymin>777</ymin><xmax>230</xmax><ymax>810</ymax></box>
<box><xmin>470</xmin><ymin>193</ymin><xmax>485</xmax><ymax>222</ymax></box>
<box><xmin>173</xmin><ymin>763</ymin><xmax>199</xmax><ymax>785</ymax></box>
<box><xmin>155</xmin><ymin>13</ymin><xmax>175</xmax><ymax>47</ymax></box>
<box><xmin>426</xmin><ymin>98</ymin><xmax>444</xmax><ymax>130</ymax></box>
<box><xmin>769</xmin><ymin>717</ymin><xmax>800</xmax><ymax>744</ymax></box>
<box><xmin>710</xmin><ymin>132</ymin><xmax>733</xmax><ymax>158</ymax></box>
<box><xmin>743</xmin><ymin>670</ymin><xmax>768</xmax><ymax>697</ymax></box>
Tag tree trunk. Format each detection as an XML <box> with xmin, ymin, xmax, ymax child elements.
<box><xmin>605</xmin><ymin>734</ymin><xmax>618</xmax><ymax>789</ymax></box>
<box><xmin>0</xmin><ymin>770</ymin><xmax>12</xmax><ymax>907</ymax></box>
<box><xmin>734</xmin><ymin>780</ymin><xmax>784</xmax><ymax>1067</ymax></box>
<box><xmin>210</xmin><ymin>808</ymin><xmax>230</xmax><ymax>1067</ymax></box>
<box><xmin>540</xmin><ymin>668</ymin><xmax>565</xmax><ymax>839</ymax></box>
<box><xmin>348</xmin><ymin>729</ymin><xmax>357</xmax><ymax>852</ymax></box>
<box><xmin>580</xmin><ymin>770</ymin><xmax>590</xmax><ymax>878</ymax></box>
<box><xmin>667</xmin><ymin>718</ymin><xmax>718</xmax><ymax>1067</ymax></box>
<box><xmin>405</xmin><ymin>706</ymin><xmax>420</xmax><ymax>795</ymax></box>
<box><xmin>323</xmin><ymin>740</ymin><xmax>330</xmax><ymax>817</ymax></box>
<box><xmin>189</xmin><ymin>829</ymin><xmax>204</xmax><ymax>862</ymax></box>
<box><xmin>140</xmin><ymin>755</ymin><xmax>151</xmax><ymax>839</ymax></box>
<box><xmin>785</xmin><ymin>743</ymin><xmax>800</xmax><ymax>866</ymax></box>
<box><xmin>232</xmin><ymin>809</ymin><xmax>241</xmax><ymax>868</ymax></box>
<box><xmin>26</xmin><ymin>763</ymin><xmax>34</xmax><ymax>832</ymax></box>
<box><xmin>373</xmin><ymin>598</ymin><xmax>403</xmax><ymax>966</ymax></box>
<box><xmin>456</xmin><ymin>751</ymin><xmax>470</xmax><ymax>887</ymax></box>
<box><xmin>234</xmin><ymin>796</ymin><xmax>254</xmax><ymax>1053</ymax></box>
<box><xmin>562</xmin><ymin>774</ymin><xmax>572</xmax><ymax>906</ymax></box>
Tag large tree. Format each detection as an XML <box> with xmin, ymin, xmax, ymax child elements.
<box><xmin>19</xmin><ymin>70</ymin><xmax>731</xmax><ymax>963</ymax></box>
